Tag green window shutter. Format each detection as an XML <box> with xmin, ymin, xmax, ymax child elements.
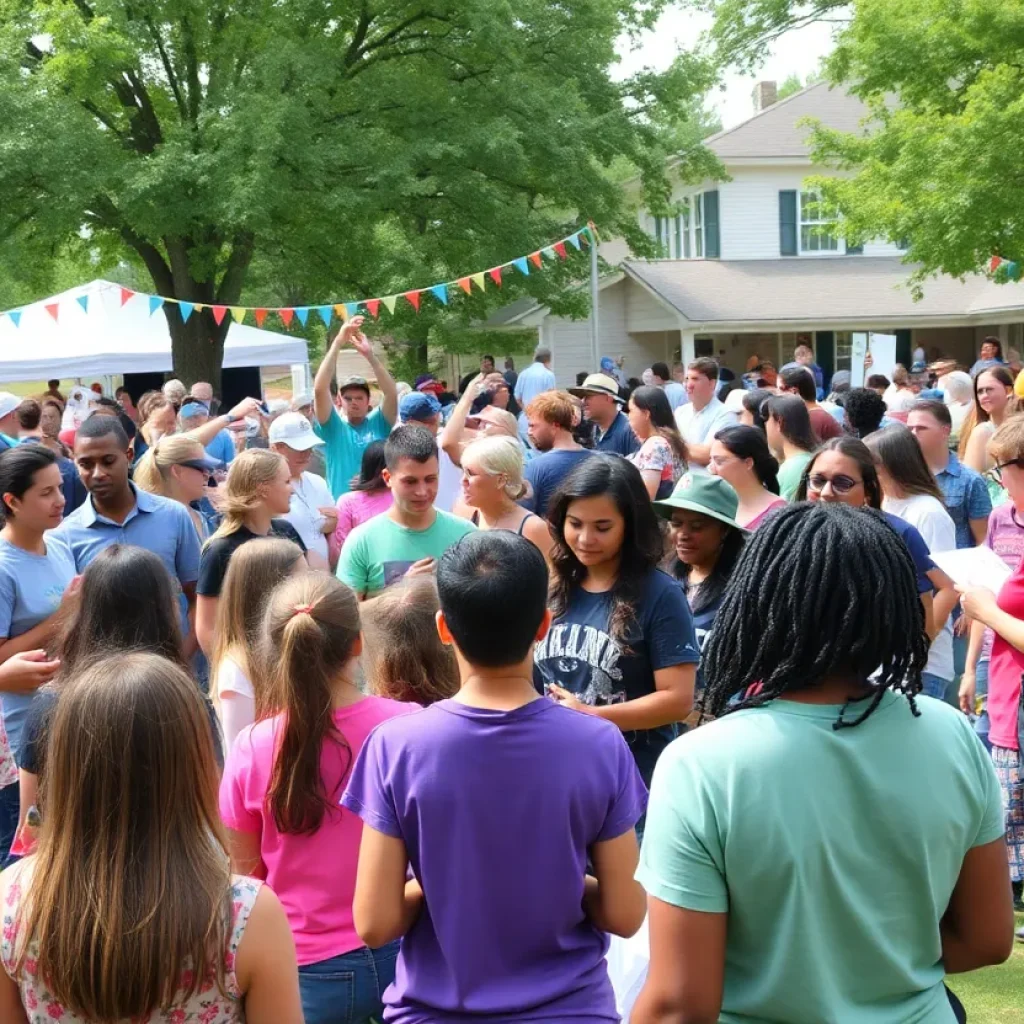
<box><xmin>779</xmin><ymin>191</ymin><xmax>798</xmax><ymax>256</ymax></box>
<box><xmin>895</xmin><ymin>329</ymin><xmax>913</xmax><ymax>368</ymax></box>
<box><xmin>816</xmin><ymin>331</ymin><xmax>835</xmax><ymax>390</ymax></box>
<box><xmin>674</xmin><ymin>215</ymin><xmax>682</xmax><ymax>258</ymax></box>
<box><xmin>704</xmin><ymin>190</ymin><xmax>720</xmax><ymax>258</ymax></box>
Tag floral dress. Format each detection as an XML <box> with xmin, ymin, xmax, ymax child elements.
<box><xmin>630</xmin><ymin>435</ymin><xmax>686</xmax><ymax>500</ymax></box>
<box><xmin>0</xmin><ymin>720</ymin><xmax>16</xmax><ymax>790</ymax></box>
<box><xmin>1</xmin><ymin>865</ymin><xmax>261</xmax><ymax>1023</ymax></box>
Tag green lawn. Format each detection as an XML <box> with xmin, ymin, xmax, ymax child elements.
<box><xmin>947</xmin><ymin>916</ymin><xmax>1024</xmax><ymax>1023</ymax></box>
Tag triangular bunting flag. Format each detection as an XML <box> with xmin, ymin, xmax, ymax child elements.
<box><xmin>254</xmin><ymin>308</ymin><xmax>268</xmax><ymax>328</ymax></box>
<box><xmin>457</xmin><ymin>277</ymin><xmax>472</xmax><ymax>295</ymax></box>
<box><xmin>231</xmin><ymin>307</ymin><xmax>246</xmax><ymax>324</ymax></box>
<box><xmin>990</xmin><ymin>255</ymin><xmax>1003</xmax><ymax>272</ymax></box>
<box><xmin>542</xmin><ymin>247</ymin><xmax>556</xmax><ymax>261</ymax></box>
<box><xmin>76</xmin><ymin>294</ymin><xmax>89</xmax><ymax>314</ymax></box>
<box><xmin>334</xmin><ymin>304</ymin><xmax>348</xmax><ymax>322</ymax></box>
<box><xmin>429</xmin><ymin>284</ymin><xmax>448</xmax><ymax>306</ymax></box>
<box><xmin>382</xmin><ymin>296</ymin><xmax>398</xmax><ymax>315</ymax></box>
<box><xmin>149</xmin><ymin>296</ymin><xmax>164</xmax><ymax>316</ymax></box>
<box><xmin>211</xmin><ymin>305</ymin><xmax>227</xmax><ymax>326</ymax></box>
<box><xmin>529</xmin><ymin>251</ymin><xmax>543</xmax><ymax>269</ymax></box>
<box><xmin>119</xmin><ymin>287</ymin><xmax>133</xmax><ymax>307</ymax></box>
<box><xmin>316</xmin><ymin>305</ymin><xmax>333</xmax><ymax>326</ymax></box>
<box><xmin>45</xmin><ymin>303</ymin><xmax>59</xmax><ymax>322</ymax></box>
<box><xmin>554</xmin><ymin>241</ymin><xmax>568</xmax><ymax>260</ymax></box>
<box><xmin>404</xmin><ymin>290</ymin><xmax>421</xmax><ymax>312</ymax></box>
<box><xmin>567</xmin><ymin>233</ymin><xmax>582</xmax><ymax>250</ymax></box>
<box><xmin>513</xmin><ymin>257</ymin><xmax>529</xmax><ymax>277</ymax></box>
<box><xmin>345</xmin><ymin>302</ymin><xmax>360</xmax><ymax>320</ymax></box>
<box><xmin>471</xmin><ymin>272</ymin><xmax>486</xmax><ymax>292</ymax></box>
<box><xmin>7</xmin><ymin>311</ymin><xmax>21</xmax><ymax>328</ymax></box>
<box><xmin>580</xmin><ymin>228</ymin><xmax>591</xmax><ymax>247</ymax></box>
<box><xmin>279</xmin><ymin>308</ymin><xmax>294</xmax><ymax>327</ymax></box>
<box><xmin>179</xmin><ymin>301</ymin><xmax>195</xmax><ymax>322</ymax></box>
<box><xmin>488</xmin><ymin>267</ymin><xmax>503</xmax><ymax>287</ymax></box>
<box><xmin>365</xmin><ymin>299</ymin><xmax>380</xmax><ymax>318</ymax></box>
<box><xmin>295</xmin><ymin>307</ymin><xmax>310</xmax><ymax>326</ymax></box>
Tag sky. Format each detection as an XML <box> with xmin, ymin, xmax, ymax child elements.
<box><xmin>615</xmin><ymin>9</ymin><xmax>839</xmax><ymax>129</ymax></box>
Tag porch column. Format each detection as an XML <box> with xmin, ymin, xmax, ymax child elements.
<box><xmin>681</xmin><ymin>330</ymin><xmax>696</xmax><ymax>366</ymax></box>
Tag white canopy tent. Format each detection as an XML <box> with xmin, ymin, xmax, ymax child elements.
<box><xmin>0</xmin><ymin>279</ymin><xmax>309</xmax><ymax>383</ymax></box>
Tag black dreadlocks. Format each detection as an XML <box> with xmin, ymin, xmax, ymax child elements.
<box><xmin>700</xmin><ymin>502</ymin><xmax>929</xmax><ymax>729</ymax></box>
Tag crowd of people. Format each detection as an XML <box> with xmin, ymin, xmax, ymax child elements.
<box><xmin>0</xmin><ymin>329</ymin><xmax>1018</xmax><ymax>1023</ymax></box>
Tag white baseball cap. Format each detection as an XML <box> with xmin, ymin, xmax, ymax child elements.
<box><xmin>0</xmin><ymin>393</ymin><xmax>20</xmax><ymax>420</ymax></box>
<box><xmin>268</xmin><ymin>411</ymin><xmax>324</xmax><ymax>451</ymax></box>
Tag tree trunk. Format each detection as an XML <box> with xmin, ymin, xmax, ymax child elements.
<box><xmin>164</xmin><ymin>306</ymin><xmax>231</xmax><ymax>390</ymax></box>
<box><xmin>406</xmin><ymin>321</ymin><xmax>430</xmax><ymax>376</ymax></box>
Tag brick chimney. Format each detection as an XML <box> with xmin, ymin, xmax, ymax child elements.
<box><xmin>752</xmin><ymin>80</ymin><xmax>778</xmax><ymax>113</ymax></box>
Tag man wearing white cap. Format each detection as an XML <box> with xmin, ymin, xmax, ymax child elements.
<box><xmin>270</xmin><ymin>412</ymin><xmax>338</xmax><ymax>571</ymax></box>
<box><xmin>568</xmin><ymin>373</ymin><xmax>639</xmax><ymax>457</ymax></box>
<box><xmin>0</xmin><ymin>394</ymin><xmax>22</xmax><ymax>451</ymax></box>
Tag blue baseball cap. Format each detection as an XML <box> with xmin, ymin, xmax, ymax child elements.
<box><xmin>400</xmin><ymin>391</ymin><xmax>442</xmax><ymax>423</ymax></box>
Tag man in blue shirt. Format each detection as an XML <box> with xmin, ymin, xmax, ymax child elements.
<box><xmin>54</xmin><ymin>416</ymin><xmax>202</xmax><ymax>648</ymax></box>
<box><xmin>569</xmin><ymin>373</ymin><xmax>640</xmax><ymax>458</ymax></box>
<box><xmin>179</xmin><ymin>397</ymin><xmax>234</xmax><ymax>467</ymax></box>
<box><xmin>522</xmin><ymin>391</ymin><xmax>595</xmax><ymax>517</ymax></box>
<box><xmin>514</xmin><ymin>347</ymin><xmax>557</xmax><ymax>446</ymax></box>
<box><xmin>0</xmin><ymin>393</ymin><xmax>22</xmax><ymax>450</ymax></box>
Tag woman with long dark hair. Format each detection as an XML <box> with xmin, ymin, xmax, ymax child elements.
<box><xmin>535</xmin><ymin>455</ymin><xmax>698</xmax><ymax>787</ymax></box>
<box><xmin>220</xmin><ymin>572</ymin><xmax>413</xmax><ymax>1024</ymax></box>
<box><xmin>626</xmin><ymin>386</ymin><xmax>688</xmax><ymax>500</ymax></box>
<box><xmin>657</xmin><ymin>473</ymin><xmax>746</xmax><ymax>711</ymax></box>
<box><xmin>709</xmin><ymin>425</ymin><xmax>785</xmax><ymax>529</ymax></box>
<box><xmin>762</xmin><ymin>395</ymin><xmax>818</xmax><ymax>500</ymax></box>
<box><xmin>739</xmin><ymin>388</ymin><xmax>774</xmax><ymax>432</ymax></box>
<box><xmin>333</xmin><ymin>440</ymin><xmax>393</xmax><ymax>549</ymax></box>
<box><xmin>633</xmin><ymin>503</ymin><xmax>1013</xmax><ymax>1024</ymax></box>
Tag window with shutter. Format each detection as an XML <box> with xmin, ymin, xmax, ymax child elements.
<box><xmin>800</xmin><ymin>191</ymin><xmax>840</xmax><ymax>252</ymax></box>
<box><xmin>682</xmin><ymin>201</ymin><xmax>692</xmax><ymax>258</ymax></box>
<box><xmin>779</xmin><ymin>191</ymin><xmax>798</xmax><ymax>256</ymax></box>
<box><xmin>704</xmin><ymin>191</ymin><xmax>720</xmax><ymax>258</ymax></box>
<box><xmin>694</xmin><ymin>195</ymin><xmax>704</xmax><ymax>258</ymax></box>
<box><xmin>674</xmin><ymin>214</ymin><xmax>682</xmax><ymax>259</ymax></box>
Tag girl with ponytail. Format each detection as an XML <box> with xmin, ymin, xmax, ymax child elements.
<box><xmin>219</xmin><ymin>573</ymin><xmax>414</xmax><ymax>1024</ymax></box>
<box><xmin>709</xmin><ymin>425</ymin><xmax>786</xmax><ymax>529</ymax></box>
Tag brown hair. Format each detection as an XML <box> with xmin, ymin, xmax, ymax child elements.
<box><xmin>958</xmin><ymin>365</ymin><xmax>1020</xmax><ymax>459</ymax></box>
<box><xmin>137</xmin><ymin>390</ymin><xmax>172</xmax><ymax>424</ymax></box>
<box><xmin>206</xmin><ymin>449</ymin><xmax>287</xmax><ymax>545</ymax></box>
<box><xmin>688</xmin><ymin>357</ymin><xmax>720</xmax><ymax>382</ymax></box>
<box><xmin>16</xmin><ymin>653</ymin><xmax>231</xmax><ymax>1019</ymax></box>
<box><xmin>362</xmin><ymin>575</ymin><xmax>459</xmax><ymax>705</ymax></box>
<box><xmin>525</xmin><ymin>390</ymin><xmax>575</xmax><ymax>431</ymax></box>
<box><xmin>987</xmin><ymin>414</ymin><xmax>1024</xmax><ymax>465</ymax></box>
<box><xmin>17</xmin><ymin>399</ymin><xmax>41</xmax><ymax>431</ymax></box>
<box><xmin>212</xmin><ymin>538</ymin><xmax>306</xmax><ymax>708</ymax></box>
<box><xmin>263</xmin><ymin>573</ymin><xmax>362</xmax><ymax>834</ymax></box>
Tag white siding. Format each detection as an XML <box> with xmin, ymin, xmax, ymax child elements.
<box><xmin>625</xmin><ymin>277</ymin><xmax>678</xmax><ymax>332</ymax></box>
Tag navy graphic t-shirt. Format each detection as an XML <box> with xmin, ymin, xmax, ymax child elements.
<box><xmin>533</xmin><ymin>568</ymin><xmax>699</xmax><ymax>785</ymax></box>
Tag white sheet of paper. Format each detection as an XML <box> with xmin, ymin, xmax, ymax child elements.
<box><xmin>850</xmin><ymin>333</ymin><xmax>868</xmax><ymax>388</ymax></box>
<box><xmin>930</xmin><ymin>546</ymin><xmax>1012</xmax><ymax>593</ymax></box>
<box><xmin>868</xmin><ymin>333</ymin><xmax>897</xmax><ymax>381</ymax></box>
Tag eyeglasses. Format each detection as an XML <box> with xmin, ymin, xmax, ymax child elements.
<box><xmin>993</xmin><ymin>458</ymin><xmax>1024</xmax><ymax>482</ymax></box>
<box><xmin>807</xmin><ymin>473</ymin><xmax>863</xmax><ymax>495</ymax></box>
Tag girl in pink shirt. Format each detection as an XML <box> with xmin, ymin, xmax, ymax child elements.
<box><xmin>219</xmin><ymin>572</ymin><xmax>413</xmax><ymax>1024</ymax></box>
<box><xmin>333</xmin><ymin>440</ymin><xmax>393</xmax><ymax>552</ymax></box>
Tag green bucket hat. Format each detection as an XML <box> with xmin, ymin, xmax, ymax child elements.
<box><xmin>653</xmin><ymin>472</ymin><xmax>747</xmax><ymax>531</ymax></box>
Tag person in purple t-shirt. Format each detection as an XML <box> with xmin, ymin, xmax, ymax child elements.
<box><xmin>342</xmin><ymin>530</ymin><xmax>647</xmax><ymax>1023</ymax></box>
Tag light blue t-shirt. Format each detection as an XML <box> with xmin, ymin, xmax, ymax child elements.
<box><xmin>205</xmin><ymin>429</ymin><xmax>236</xmax><ymax>467</ymax></box>
<box><xmin>638</xmin><ymin>692</ymin><xmax>1004</xmax><ymax>1023</ymax></box>
<box><xmin>0</xmin><ymin>536</ymin><xmax>76</xmax><ymax>761</ymax></box>
<box><xmin>314</xmin><ymin>406</ymin><xmax>393</xmax><ymax>499</ymax></box>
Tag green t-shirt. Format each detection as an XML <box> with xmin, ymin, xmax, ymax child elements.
<box><xmin>337</xmin><ymin>509</ymin><xmax>476</xmax><ymax>596</ymax></box>
<box><xmin>777</xmin><ymin>450</ymin><xmax>813</xmax><ymax>501</ymax></box>
<box><xmin>637</xmin><ymin>692</ymin><xmax>1003</xmax><ymax>1023</ymax></box>
<box><xmin>314</xmin><ymin>406</ymin><xmax>393</xmax><ymax>499</ymax></box>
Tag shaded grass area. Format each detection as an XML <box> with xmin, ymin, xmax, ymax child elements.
<box><xmin>947</xmin><ymin>916</ymin><xmax>1024</xmax><ymax>1023</ymax></box>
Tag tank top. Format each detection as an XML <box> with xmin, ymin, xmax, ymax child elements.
<box><xmin>1</xmin><ymin>865</ymin><xmax>261</xmax><ymax>1023</ymax></box>
<box><xmin>470</xmin><ymin>509</ymin><xmax>537</xmax><ymax>535</ymax></box>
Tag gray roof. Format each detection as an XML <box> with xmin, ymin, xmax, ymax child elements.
<box><xmin>701</xmin><ymin>81</ymin><xmax>873</xmax><ymax>161</ymax></box>
<box><xmin>482</xmin><ymin>296</ymin><xmax>539</xmax><ymax>328</ymax></box>
<box><xmin>623</xmin><ymin>257</ymin><xmax>1024</xmax><ymax>325</ymax></box>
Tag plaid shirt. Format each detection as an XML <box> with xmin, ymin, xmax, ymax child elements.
<box><xmin>936</xmin><ymin>453</ymin><xmax>992</xmax><ymax>549</ymax></box>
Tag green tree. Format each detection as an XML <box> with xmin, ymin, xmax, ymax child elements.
<box><xmin>0</xmin><ymin>0</ymin><xmax>714</xmax><ymax>384</ymax></box>
<box><xmin>777</xmin><ymin>66</ymin><xmax>822</xmax><ymax>100</ymax></box>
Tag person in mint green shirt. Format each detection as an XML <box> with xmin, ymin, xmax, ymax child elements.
<box><xmin>763</xmin><ymin>395</ymin><xmax>818</xmax><ymax>501</ymax></box>
<box><xmin>337</xmin><ymin>426</ymin><xmax>475</xmax><ymax>598</ymax></box>
<box><xmin>313</xmin><ymin>315</ymin><xmax>398</xmax><ymax>498</ymax></box>
<box><xmin>633</xmin><ymin>503</ymin><xmax>1013</xmax><ymax>1024</ymax></box>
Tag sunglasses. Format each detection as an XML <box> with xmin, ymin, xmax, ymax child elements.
<box><xmin>993</xmin><ymin>458</ymin><xmax>1024</xmax><ymax>482</ymax></box>
<box><xmin>179</xmin><ymin>459</ymin><xmax>214</xmax><ymax>473</ymax></box>
<box><xmin>807</xmin><ymin>473</ymin><xmax>862</xmax><ymax>495</ymax></box>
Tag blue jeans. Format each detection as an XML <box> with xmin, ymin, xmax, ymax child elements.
<box><xmin>299</xmin><ymin>942</ymin><xmax>400</xmax><ymax>1024</ymax></box>
<box><xmin>0</xmin><ymin>782</ymin><xmax>17</xmax><ymax>865</ymax></box>
<box><xmin>920</xmin><ymin>672</ymin><xmax>951</xmax><ymax>701</ymax></box>
<box><xmin>975</xmin><ymin>660</ymin><xmax>991</xmax><ymax>751</ymax></box>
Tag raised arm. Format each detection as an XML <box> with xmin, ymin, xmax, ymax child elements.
<box><xmin>351</xmin><ymin>328</ymin><xmax>398</xmax><ymax>426</ymax></box>
<box><xmin>314</xmin><ymin>317</ymin><xmax>364</xmax><ymax>427</ymax></box>
<box><xmin>439</xmin><ymin>374</ymin><xmax>485</xmax><ymax>468</ymax></box>
<box><xmin>184</xmin><ymin>397</ymin><xmax>264</xmax><ymax>448</ymax></box>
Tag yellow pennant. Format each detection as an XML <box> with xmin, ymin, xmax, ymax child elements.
<box><xmin>231</xmin><ymin>307</ymin><xmax>246</xmax><ymax>323</ymax></box>
<box><xmin>335</xmin><ymin>304</ymin><xmax>348</xmax><ymax>322</ymax></box>
<box><xmin>471</xmin><ymin>272</ymin><xmax>486</xmax><ymax>292</ymax></box>
<box><xmin>382</xmin><ymin>295</ymin><xmax>398</xmax><ymax>315</ymax></box>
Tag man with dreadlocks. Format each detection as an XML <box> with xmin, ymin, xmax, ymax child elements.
<box><xmin>632</xmin><ymin>503</ymin><xmax>1014</xmax><ymax>1024</ymax></box>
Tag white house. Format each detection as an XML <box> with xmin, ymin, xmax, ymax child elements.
<box><xmin>486</xmin><ymin>80</ymin><xmax>1024</xmax><ymax>387</ymax></box>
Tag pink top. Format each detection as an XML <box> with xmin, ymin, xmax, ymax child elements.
<box><xmin>219</xmin><ymin>696</ymin><xmax>415</xmax><ymax>965</ymax></box>
<box><xmin>334</xmin><ymin>489</ymin><xmax>393</xmax><ymax>548</ymax></box>
<box><xmin>985</xmin><ymin>504</ymin><xmax>1024</xmax><ymax>749</ymax></box>
<box><xmin>743</xmin><ymin>498</ymin><xmax>787</xmax><ymax>531</ymax></box>
<box><xmin>981</xmin><ymin>503</ymin><xmax>1024</xmax><ymax>662</ymax></box>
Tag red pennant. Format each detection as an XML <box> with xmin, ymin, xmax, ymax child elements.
<box><xmin>211</xmin><ymin>305</ymin><xmax>227</xmax><ymax>325</ymax></box>
<box><xmin>254</xmin><ymin>308</ymin><xmax>268</xmax><ymax>328</ymax></box>
<box><xmin>989</xmin><ymin>255</ymin><xmax>1003</xmax><ymax>272</ymax></box>
<box><xmin>279</xmin><ymin>308</ymin><xmax>294</xmax><ymax>327</ymax></box>
<box><xmin>457</xmin><ymin>277</ymin><xmax>472</xmax><ymax>295</ymax></box>
<box><xmin>554</xmin><ymin>241</ymin><xmax>568</xmax><ymax>260</ymax></box>
<box><xmin>488</xmin><ymin>267</ymin><xmax>503</xmax><ymax>287</ymax></box>
<box><xmin>528</xmin><ymin>252</ymin><xmax>542</xmax><ymax>269</ymax></box>
<box><xmin>45</xmin><ymin>302</ymin><xmax>60</xmax><ymax>322</ymax></box>
<box><xmin>119</xmin><ymin>287</ymin><xmax>133</xmax><ymax>306</ymax></box>
<box><xmin>404</xmin><ymin>290</ymin><xmax>421</xmax><ymax>312</ymax></box>
<box><xmin>365</xmin><ymin>299</ymin><xmax>380</xmax><ymax>318</ymax></box>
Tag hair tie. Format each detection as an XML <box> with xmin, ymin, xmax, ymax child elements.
<box><xmin>292</xmin><ymin>603</ymin><xmax>314</xmax><ymax>618</ymax></box>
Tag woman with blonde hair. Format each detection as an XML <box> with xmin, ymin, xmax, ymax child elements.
<box><xmin>212</xmin><ymin>538</ymin><xmax>307</xmax><ymax>750</ymax></box>
<box><xmin>134</xmin><ymin>435</ymin><xmax>222</xmax><ymax>540</ymax></box>
<box><xmin>0</xmin><ymin>652</ymin><xmax>302</xmax><ymax>1022</ymax></box>
<box><xmin>453</xmin><ymin>435</ymin><xmax>552</xmax><ymax>556</ymax></box>
<box><xmin>220</xmin><ymin>573</ymin><xmax>413</xmax><ymax>1024</ymax></box>
<box><xmin>962</xmin><ymin>366</ymin><xmax>1020</xmax><ymax>505</ymax></box>
<box><xmin>362</xmin><ymin>575</ymin><xmax>460</xmax><ymax>705</ymax></box>
<box><xmin>196</xmin><ymin>449</ymin><xmax>306</xmax><ymax>657</ymax></box>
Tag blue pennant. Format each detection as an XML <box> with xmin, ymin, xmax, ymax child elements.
<box><xmin>7</xmin><ymin>311</ymin><xmax>21</xmax><ymax>328</ymax></box>
<box><xmin>149</xmin><ymin>296</ymin><xmax>164</xmax><ymax>316</ymax></box>
<box><xmin>295</xmin><ymin>307</ymin><xmax>310</xmax><ymax>326</ymax></box>
<box><xmin>179</xmin><ymin>302</ymin><xmax>195</xmax><ymax>322</ymax></box>
<box><xmin>316</xmin><ymin>305</ymin><xmax>333</xmax><ymax>325</ymax></box>
<box><xmin>429</xmin><ymin>284</ymin><xmax>449</xmax><ymax>306</ymax></box>
<box><xmin>76</xmin><ymin>294</ymin><xmax>89</xmax><ymax>314</ymax></box>
<box><xmin>568</xmin><ymin>233</ymin><xmax>583</xmax><ymax>250</ymax></box>
<box><xmin>345</xmin><ymin>302</ymin><xmax>360</xmax><ymax>319</ymax></box>
<box><xmin>513</xmin><ymin>257</ymin><xmax>530</xmax><ymax>276</ymax></box>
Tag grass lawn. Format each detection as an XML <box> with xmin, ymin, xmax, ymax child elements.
<box><xmin>947</xmin><ymin>915</ymin><xmax>1024</xmax><ymax>1023</ymax></box>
